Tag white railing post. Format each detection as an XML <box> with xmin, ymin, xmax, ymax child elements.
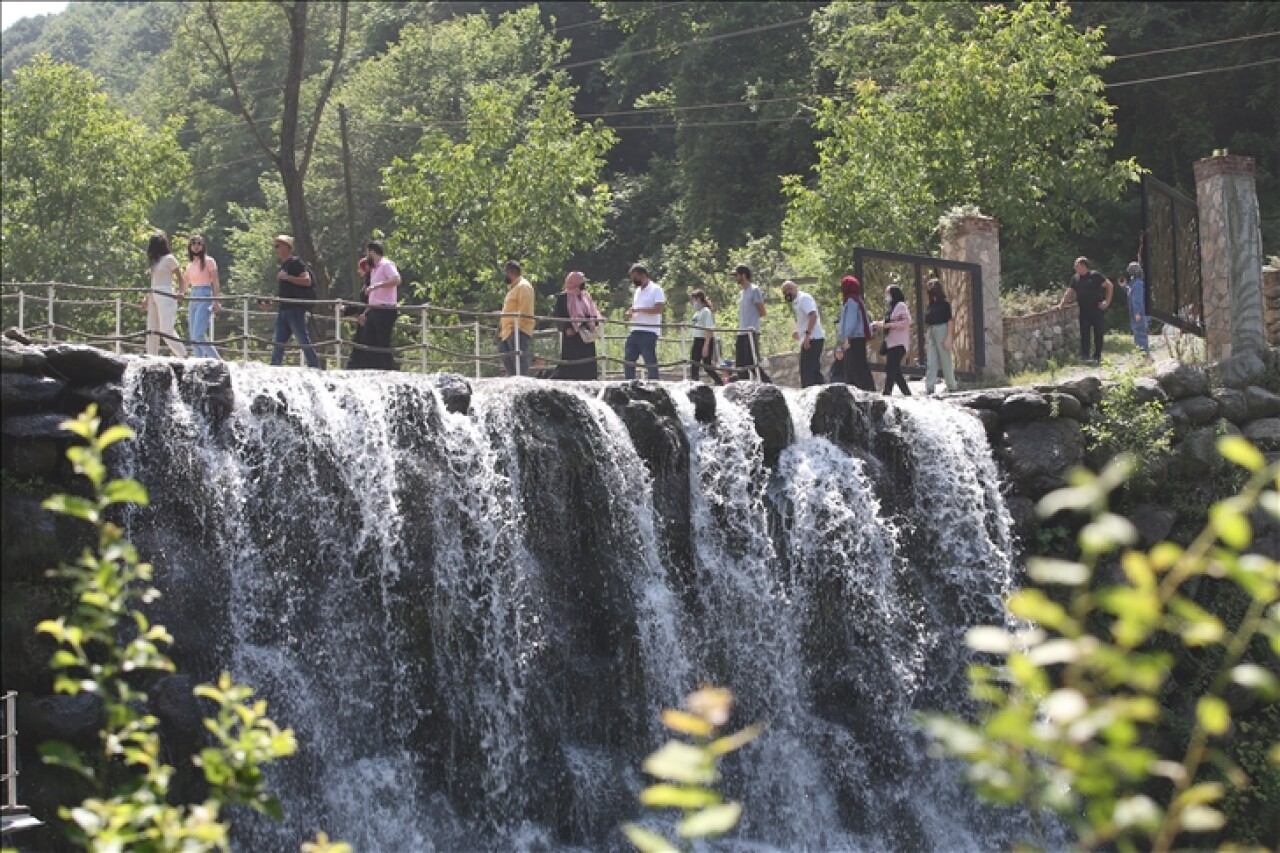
<box><xmin>420</xmin><ymin>309</ymin><xmax>428</xmax><ymax>373</ymax></box>
<box><xmin>241</xmin><ymin>297</ymin><xmax>250</xmax><ymax>362</ymax></box>
<box><xmin>334</xmin><ymin>302</ymin><xmax>344</xmax><ymax>370</ymax></box>
<box><xmin>114</xmin><ymin>297</ymin><xmax>122</xmax><ymax>355</ymax></box>
<box><xmin>18</xmin><ymin>289</ymin><xmax>26</xmax><ymax>333</ymax></box>
<box><xmin>748</xmin><ymin>331</ymin><xmax>760</xmax><ymax>382</ymax></box>
<box><xmin>680</xmin><ymin>317</ymin><xmax>689</xmax><ymax>381</ymax></box>
<box><xmin>473</xmin><ymin>319</ymin><xmax>482</xmax><ymax>380</ymax></box>
<box><xmin>46</xmin><ymin>284</ymin><xmax>55</xmax><ymax>344</ymax></box>
<box><xmin>4</xmin><ymin>690</ymin><xmax>16</xmax><ymax>809</ymax></box>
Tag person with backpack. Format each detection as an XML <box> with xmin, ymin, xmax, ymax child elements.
<box><xmin>269</xmin><ymin>234</ymin><xmax>320</xmax><ymax>368</ymax></box>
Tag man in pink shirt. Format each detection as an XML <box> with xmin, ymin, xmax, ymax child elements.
<box><xmin>359</xmin><ymin>240</ymin><xmax>401</xmax><ymax>370</ymax></box>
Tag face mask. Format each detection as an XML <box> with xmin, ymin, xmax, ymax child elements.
<box><xmin>784</xmin><ymin>293</ymin><xmax>796</xmax><ymax>303</ymax></box>
<box><xmin>632</xmin><ymin>279</ymin><xmax>643</xmax><ymax>287</ymax></box>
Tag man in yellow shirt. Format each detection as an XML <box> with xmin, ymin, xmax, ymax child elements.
<box><xmin>498</xmin><ymin>260</ymin><xmax>535</xmax><ymax>377</ymax></box>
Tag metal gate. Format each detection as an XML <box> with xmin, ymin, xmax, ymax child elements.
<box><xmin>853</xmin><ymin>248</ymin><xmax>985</xmax><ymax>379</ymax></box>
<box><xmin>1141</xmin><ymin>175</ymin><xmax>1204</xmax><ymax>335</ymax></box>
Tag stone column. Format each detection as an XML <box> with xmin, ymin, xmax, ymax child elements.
<box><xmin>1194</xmin><ymin>154</ymin><xmax>1268</xmax><ymax>359</ymax></box>
<box><xmin>1263</xmin><ymin>264</ymin><xmax>1279</xmax><ymax>347</ymax></box>
<box><xmin>941</xmin><ymin>213</ymin><xmax>1005</xmax><ymax>379</ymax></box>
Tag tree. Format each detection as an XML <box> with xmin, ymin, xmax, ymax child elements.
<box><xmin>182</xmin><ymin>1</ymin><xmax>349</xmax><ymax>293</ymax></box>
<box><xmin>0</xmin><ymin>55</ymin><xmax>187</xmax><ymax>286</ymax></box>
<box><xmin>784</xmin><ymin>1</ymin><xmax>1141</xmax><ymax>267</ymax></box>
<box><xmin>383</xmin><ymin>78</ymin><xmax>616</xmax><ymax>310</ymax></box>
<box><xmin>923</xmin><ymin>441</ymin><xmax>1280</xmax><ymax>850</ymax></box>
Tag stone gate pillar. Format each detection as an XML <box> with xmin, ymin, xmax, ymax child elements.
<box><xmin>941</xmin><ymin>213</ymin><xmax>1005</xmax><ymax>379</ymax></box>
<box><xmin>1263</xmin><ymin>264</ymin><xmax>1279</xmax><ymax>347</ymax></box>
<box><xmin>1194</xmin><ymin>154</ymin><xmax>1268</xmax><ymax>359</ymax></box>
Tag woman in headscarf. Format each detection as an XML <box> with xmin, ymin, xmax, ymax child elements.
<box><xmin>551</xmin><ymin>270</ymin><xmax>601</xmax><ymax>380</ymax></box>
<box><xmin>872</xmin><ymin>284</ymin><xmax>912</xmax><ymax>396</ymax></box>
<box><xmin>834</xmin><ymin>275</ymin><xmax>875</xmax><ymax>391</ymax></box>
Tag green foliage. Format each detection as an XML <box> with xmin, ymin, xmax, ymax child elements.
<box><xmin>1002</xmin><ymin>285</ymin><xmax>1066</xmax><ymax>319</ymax></box>
<box><xmin>384</xmin><ymin>77</ymin><xmax>616</xmax><ymax>309</ymax></box>
<box><xmin>922</xmin><ymin>441</ymin><xmax>1280</xmax><ymax>851</ymax></box>
<box><xmin>785</xmin><ymin>1</ymin><xmax>1141</xmax><ymax>263</ymax></box>
<box><xmin>623</xmin><ymin>686</ymin><xmax>762</xmax><ymax>852</ymax></box>
<box><xmin>1084</xmin><ymin>369</ymin><xmax>1172</xmax><ymax>487</ymax></box>
<box><xmin>0</xmin><ymin>55</ymin><xmax>188</xmax><ymax>287</ymax></box>
<box><xmin>33</xmin><ymin>405</ymin><xmax>335</xmax><ymax>852</ymax></box>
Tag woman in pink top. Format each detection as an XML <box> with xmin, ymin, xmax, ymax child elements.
<box><xmin>872</xmin><ymin>285</ymin><xmax>912</xmax><ymax>396</ymax></box>
<box><xmin>181</xmin><ymin>234</ymin><xmax>222</xmax><ymax>359</ymax></box>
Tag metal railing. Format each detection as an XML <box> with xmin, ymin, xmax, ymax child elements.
<box><xmin>1</xmin><ymin>282</ymin><xmax>770</xmax><ymax>381</ymax></box>
<box><xmin>1</xmin><ymin>690</ymin><xmax>41</xmax><ymax>835</ymax></box>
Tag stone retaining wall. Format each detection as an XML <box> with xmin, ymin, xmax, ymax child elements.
<box><xmin>1002</xmin><ymin>305</ymin><xmax>1080</xmax><ymax>375</ymax></box>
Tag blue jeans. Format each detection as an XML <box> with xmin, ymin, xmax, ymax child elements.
<box><xmin>271</xmin><ymin>307</ymin><xmax>320</xmax><ymax>368</ymax></box>
<box><xmin>1131</xmin><ymin>320</ymin><xmax>1149</xmax><ymax>353</ymax></box>
<box><xmin>499</xmin><ymin>331</ymin><xmax>531</xmax><ymax>377</ymax></box>
<box><xmin>624</xmin><ymin>330</ymin><xmax>659</xmax><ymax>380</ymax></box>
<box><xmin>188</xmin><ymin>286</ymin><xmax>220</xmax><ymax>359</ymax></box>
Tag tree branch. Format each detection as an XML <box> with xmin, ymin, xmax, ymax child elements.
<box><xmin>299</xmin><ymin>1</ymin><xmax>349</xmax><ymax>179</ymax></box>
<box><xmin>200</xmin><ymin>1</ymin><xmax>280</xmax><ymax>168</ymax></box>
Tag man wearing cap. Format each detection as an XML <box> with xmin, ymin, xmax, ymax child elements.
<box><xmin>270</xmin><ymin>235</ymin><xmax>320</xmax><ymax>368</ymax></box>
<box><xmin>498</xmin><ymin>260</ymin><xmax>534</xmax><ymax>377</ymax></box>
<box><xmin>781</xmin><ymin>279</ymin><xmax>825</xmax><ymax>388</ymax></box>
<box><xmin>1121</xmin><ymin>261</ymin><xmax>1149</xmax><ymax>356</ymax></box>
<box><xmin>1058</xmin><ymin>256</ymin><xmax>1113</xmax><ymax>364</ymax></box>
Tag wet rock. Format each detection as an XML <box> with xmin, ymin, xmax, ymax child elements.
<box><xmin>952</xmin><ymin>387</ymin><xmax>1017</xmax><ymax>412</ymax></box>
<box><xmin>1243</xmin><ymin>418</ymin><xmax>1280</xmax><ymax>451</ymax></box>
<box><xmin>1</xmin><ymin>372</ymin><xmax>64</xmax><ymax>413</ymax></box>
<box><xmin>150</xmin><ymin>675</ymin><xmax>203</xmax><ymax>736</ymax></box>
<box><xmin>1155</xmin><ymin>360</ymin><xmax>1209</xmax><ymax>400</ymax></box>
<box><xmin>1045</xmin><ymin>392</ymin><xmax>1084</xmax><ymax>421</ymax></box>
<box><xmin>1</xmin><ymin>338</ymin><xmax>48</xmax><ymax>373</ymax></box>
<box><xmin>1000</xmin><ymin>392</ymin><xmax>1052</xmax><ymax>423</ymax></box>
<box><xmin>2</xmin><ymin>412</ymin><xmax>76</xmax><ymax>441</ymax></box>
<box><xmin>64</xmin><ymin>383</ymin><xmax>124</xmax><ymax>423</ymax></box>
<box><xmin>1130</xmin><ymin>503</ymin><xmax>1177</xmax><ymax>547</ymax></box>
<box><xmin>1168</xmin><ymin>396</ymin><xmax>1219</xmax><ymax>429</ymax></box>
<box><xmin>20</xmin><ymin>693</ymin><xmax>103</xmax><ymax>748</ymax></box>
<box><xmin>1214</xmin><ymin>350</ymin><xmax>1269</xmax><ymax>389</ymax></box>
<box><xmin>4</xmin><ymin>327</ymin><xmax>34</xmax><ymax>345</ymax></box>
<box><xmin>434</xmin><ymin>373</ymin><xmax>472</xmax><ymax>415</ymax></box>
<box><xmin>44</xmin><ymin>344</ymin><xmax>128</xmax><ymax>385</ymax></box>
<box><xmin>0</xmin><ymin>487</ymin><xmax>89</xmax><ymax>582</ymax></box>
<box><xmin>1000</xmin><ymin>419</ymin><xmax>1084</xmax><ymax>498</ymax></box>
<box><xmin>686</xmin><ymin>384</ymin><xmax>716</xmax><ymax>425</ymax></box>
<box><xmin>1179</xmin><ymin>421</ymin><xmax>1241</xmax><ymax>475</ymax></box>
<box><xmin>180</xmin><ymin>360</ymin><xmax>234</xmax><ymax>426</ymax></box>
<box><xmin>1244</xmin><ymin>386</ymin><xmax>1280</xmax><ymax>420</ymax></box>
<box><xmin>961</xmin><ymin>407</ymin><xmax>1001</xmax><ymax>442</ymax></box>
<box><xmin>1131</xmin><ymin>377</ymin><xmax>1168</xmax><ymax>405</ymax></box>
<box><xmin>1005</xmin><ymin>495</ymin><xmax>1038</xmax><ymax>550</ymax></box>
<box><xmin>0</xmin><ymin>438</ymin><xmax>60</xmax><ymax>478</ymax></box>
<box><xmin>1211</xmin><ymin>388</ymin><xmax>1249</xmax><ymax>424</ymax></box>
<box><xmin>809</xmin><ymin>384</ymin><xmax>872</xmax><ymax>450</ymax></box>
<box><xmin>723</xmin><ymin>382</ymin><xmax>794</xmax><ymax>465</ymax></box>
<box><xmin>1055</xmin><ymin>375</ymin><xmax>1103</xmax><ymax>407</ymax></box>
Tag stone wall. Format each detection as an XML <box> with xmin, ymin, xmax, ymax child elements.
<box><xmin>940</xmin><ymin>213</ymin><xmax>1005</xmax><ymax>378</ymax></box>
<box><xmin>1002</xmin><ymin>305</ymin><xmax>1080</xmax><ymax>375</ymax></box>
<box><xmin>1265</xmin><ymin>265</ymin><xmax>1280</xmax><ymax>347</ymax></box>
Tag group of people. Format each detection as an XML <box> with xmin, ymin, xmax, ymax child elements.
<box><xmin>1057</xmin><ymin>255</ymin><xmax>1150</xmax><ymax>361</ymax></box>
<box><xmin>143</xmin><ymin>231</ymin><xmax>400</xmax><ymax>370</ymax></box>
<box><xmin>501</xmin><ymin>262</ymin><xmax>960</xmax><ymax>396</ymax></box>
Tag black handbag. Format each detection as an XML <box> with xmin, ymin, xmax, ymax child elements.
<box><xmin>878</xmin><ymin>339</ymin><xmax>888</xmax><ymax>356</ymax></box>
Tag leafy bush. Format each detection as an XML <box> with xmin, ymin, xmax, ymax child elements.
<box><xmin>623</xmin><ymin>686</ymin><xmax>762</xmax><ymax>852</ymax></box>
<box><xmin>35</xmin><ymin>405</ymin><xmax>347</xmax><ymax>853</ymax></box>
<box><xmin>1002</xmin><ymin>284</ymin><xmax>1066</xmax><ymax>319</ymax></box>
<box><xmin>923</xmin><ymin>438</ymin><xmax>1280</xmax><ymax>851</ymax></box>
<box><xmin>1083</xmin><ymin>369</ymin><xmax>1173</xmax><ymax>489</ymax></box>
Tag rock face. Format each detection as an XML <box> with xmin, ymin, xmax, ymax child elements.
<box><xmin>1168</xmin><ymin>396</ymin><xmax>1220</xmax><ymax>429</ymax></box>
<box><xmin>1155</xmin><ymin>360</ymin><xmax>1210</xmax><ymax>400</ymax></box>
<box><xmin>1212</xmin><ymin>388</ymin><xmax>1249</xmax><ymax>423</ymax></box>
<box><xmin>1</xmin><ymin>372</ymin><xmax>65</xmax><ymax>413</ymax></box>
<box><xmin>1245</xmin><ymin>386</ymin><xmax>1280</xmax><ymax>419</ymax></box>
<box><xmin>1214</xmin><ymin>350</ymin><xmax>1269</xmax><ymax>389</ymax></box>
<box><xmin>1243</xmin><ymin>418</ymin><xmax>1280</xmax><ymax>451</ymax></box>
<box><xmin>723</xmin><ymin>382</ymin><xmax>795</xmax><ymax>465</ymax></box>
<box><xmin>1000</xmin><ymin>418</ymin><xmax>1084</xmax><ymax>498</ymax></box>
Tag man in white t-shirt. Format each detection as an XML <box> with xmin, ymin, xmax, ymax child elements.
<box><xmin>781</xmin><ymin>279</ymin><xmax>825</xmax><ymax>388</ymax></box>
<box><xmin>734</xmin><ymin>264</ymin><xmax>771</xmax><ymax>382</ymax></box>
<box><xmin>623</xmin><ymin>263</ymin><xmax>665</xmax><ymax>380</ymax></box>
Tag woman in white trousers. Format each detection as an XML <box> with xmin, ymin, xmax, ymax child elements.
<box><xmin>144</xmin><ymin>232</ymin><xmax>188</xmax><ymax>357</ymax></box>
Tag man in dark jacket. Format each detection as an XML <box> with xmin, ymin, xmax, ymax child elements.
<box><xmin>1058</xmin><ymin>256</ymin><xmax>1113</xmax><ymax>364</ymax></box>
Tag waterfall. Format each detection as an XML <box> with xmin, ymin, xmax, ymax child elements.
<box><xmin>116</xmin><ymin>362</ymin><xmax>1027</xmax><ymax>851</ymax></box>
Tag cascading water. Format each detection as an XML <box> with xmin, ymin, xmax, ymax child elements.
<box><xmin>116</xmin><ymin>360</ymin><xmax>1029</xmax><ymax>851</ymax></box>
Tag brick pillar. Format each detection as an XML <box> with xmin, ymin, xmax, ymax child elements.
<box><xmin>1264</xmin><ymin>265</ymin><xmax>1280</xmax><ymax>347</ymax></box>
<box><xmin>1194</xmin><ymin>154</ymin><xmax>1268</xmax><ymax>359</ymax></box>
<box><xmin>941</xmin><ymin>213</ymin><xmax>1004</xmax><ymax>379</ymax></box>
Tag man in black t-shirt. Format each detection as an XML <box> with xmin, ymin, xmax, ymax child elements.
<box><xmin>1058</xmin><ymin>256</ymin><xmax>1113</xmax><ymax>363</ymax></box>
<box><xmin>269</xmin><ymin>234</ymin><xmax>321</xmax><ymax>368</ymax></box>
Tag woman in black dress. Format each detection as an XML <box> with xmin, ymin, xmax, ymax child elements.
<box><xmin>551</xmin><ymin>271</ymin><xmax>600</xmax><ymax>380</ymax></box>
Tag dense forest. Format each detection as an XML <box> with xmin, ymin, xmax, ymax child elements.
<box><xmin>2</xmin><ymin>1</ymin><xmax>1277</xmax><ymax>323</ymax></box>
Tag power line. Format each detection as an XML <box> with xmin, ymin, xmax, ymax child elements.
<box><xmin>1110</xmin><ymin>30</ymin><xmax>1280</xmax><ymax>61</ymax></box>
<box><xmin>1107</xmin><ymin>57</ymin><xmax>1280</xmax><ymax>88</ymax></box>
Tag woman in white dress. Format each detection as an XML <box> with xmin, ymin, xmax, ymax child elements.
<box><xmin>143</xmin><ymin>232</ymin><xmax>188</xmax><ymax>357</ymax></box>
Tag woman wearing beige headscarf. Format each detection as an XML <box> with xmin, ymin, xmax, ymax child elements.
<box><xmin>551</xmin><ymin>271</ymin><xmax>601</xmax><ymax>380</ymax></box>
